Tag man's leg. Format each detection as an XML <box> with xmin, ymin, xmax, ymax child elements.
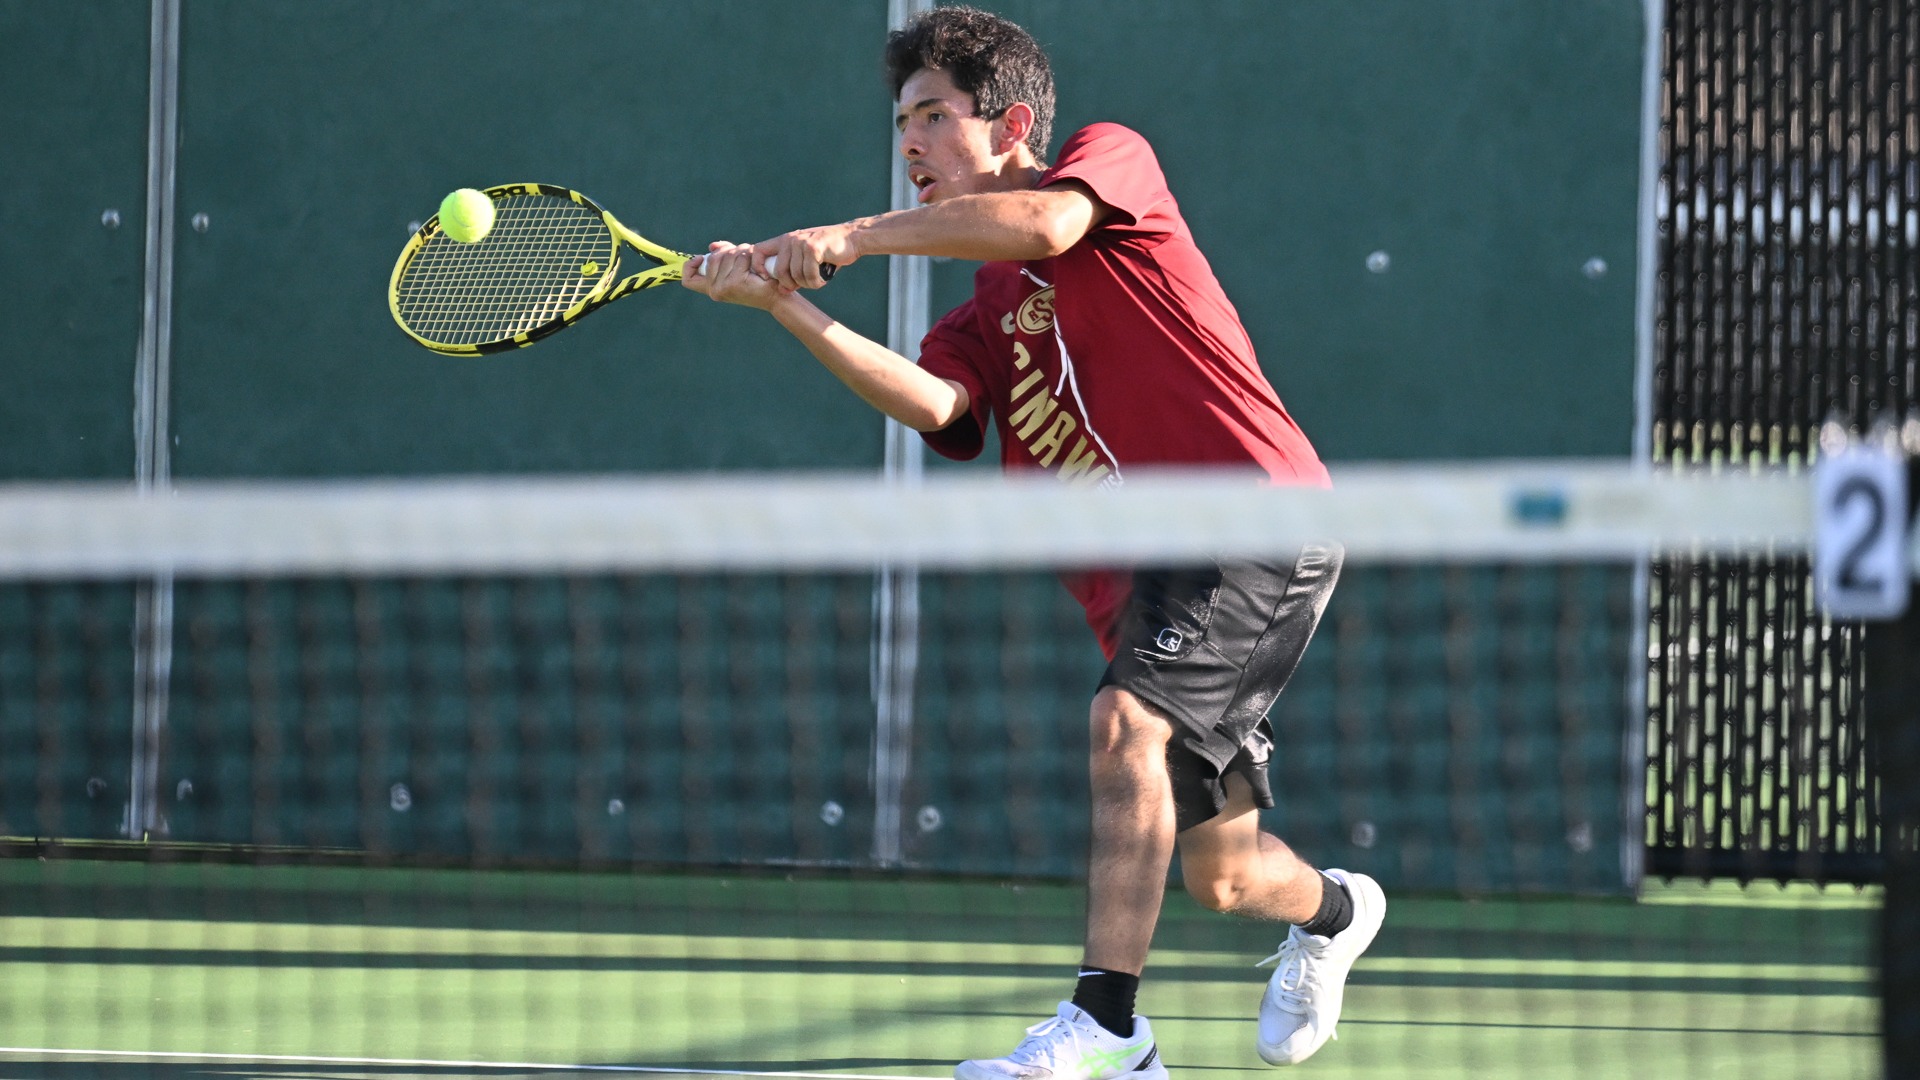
<box><xmin>1083</xmin><ymin>685</ymin><xmax>1179</xmax><ymax>974</ymax></box>
<box><xmin>951</xmin><ymin>682</ymin><xmax>1174</xmax><ymax>1080</ymax></box>
<box><xmin>958</xmin><ymin>547</ymin><xmax>1343</xmax><ymax>1079</ymax></box>
<box><xmin>1177</xmin><ymin>777</ymin><xmax>1385</xmax><ymax>1068</ymax></box>
<box><xmin>1174</xmin><ymin>774</ymin><xmax>1324</xmax><ymax>923</ymax></box>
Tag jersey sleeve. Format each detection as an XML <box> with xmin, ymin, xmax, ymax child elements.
<box><xmin>1038</xmin><ymin>123</ymin><xmax>1175</xmax><ymax>242</ymax></box>
<box><xmin>914</xmin><ymin>299</ymin><xmax>992</xmax><ymax>461</ymax></box>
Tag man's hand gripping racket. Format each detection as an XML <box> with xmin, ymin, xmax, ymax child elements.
<box><xmin>752</xmin><ymin>223</ymin><xmax>862</xmax><ymax>292</ymax></box>
<box><xmin>388</xmin><ymin>183</ymin><xmax>832</xmax><ymax>355</ymax></box>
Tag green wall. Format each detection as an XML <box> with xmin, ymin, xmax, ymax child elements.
<box><xmin>907</xmin><ymin>0</ymin><xmax>1643</xmax><ymax>890</ymax></box>
<box><xmin>162</xmin><ymin>1</ymin><xmax>893</xmax><ymax>477</ymax></box>
<box><xmin>0</xmin><ymin>1</ymin><xmax>1644</xmax><ymax>891</ymax></box>
<box><xmin>2</xmin><ymin>0</ymin><xmax>1641</xmax><ymax>480</ymax></box>
<box><xmin>0</xmin><ymin>0</ymin><xmax>151</xmax><ymax>480</ymax></box>
<box><xmin>931</xmin><ymin>0</ymin><xmax>1644</xmax><ymax>464</ymax></box>
<box><xmin>0</xmin><ymin>2</ymin><xmax>148</xmax><ymax>840</ymax></box>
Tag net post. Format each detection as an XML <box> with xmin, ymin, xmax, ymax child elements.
<box><xmin>1874</xmin><ymin>447</ymin><xmax>1920</xmax><ymax>1075</ymax></box>
<box><xmin>872</xmin><ymin>0</ymin><xmax>935</xmax><ymax>869</ymax></box>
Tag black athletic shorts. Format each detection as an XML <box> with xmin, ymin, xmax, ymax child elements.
<box><xmin>1098</xmin><ymin>544</ymin><xmax>1344</xmax><ymax>832</ymax></box>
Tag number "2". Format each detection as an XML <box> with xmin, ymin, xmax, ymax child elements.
<box><xmin>1833</xmin><ymin>475</ymin><xmax>1888</xmax><ymax>593</ymax></box>
<box><xmin>1815</xmin><ymin>446</ymin><xmax>1910</xmax><ymax>620</ymax></box>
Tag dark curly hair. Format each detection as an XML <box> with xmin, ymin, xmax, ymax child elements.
<box><xmin>885</xmin><ymin>5</ymin><xmax>1055</xmax><ymax>159</ymax></box>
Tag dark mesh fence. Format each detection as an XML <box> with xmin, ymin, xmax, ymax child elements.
<box><xmin>1648</xmin><ymin>0</ymin><xmax>1918</xmax><ymax>883</ymax></box>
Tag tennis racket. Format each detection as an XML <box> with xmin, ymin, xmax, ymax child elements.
<box><xmin>388</xmin><ymin>182</ymin><xmax>829</xmax><ymax>355</ymax></box>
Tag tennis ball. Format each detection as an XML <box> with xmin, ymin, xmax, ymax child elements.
<box><xmin>437</xmin><ymin>188</ymin><xmax>494</xmax><ymax>244</ymax></box>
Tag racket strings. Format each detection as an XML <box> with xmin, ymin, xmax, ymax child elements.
<box><xmin>395</xmin><ymin>195</ymin><xmax>617</xmax><ymax>346</ymax></box>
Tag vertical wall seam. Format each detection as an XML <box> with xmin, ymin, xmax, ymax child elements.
<box><xmin>129</xmin><ymin>0</ymin><xmax>181</xmax><ymax>840</ymax></box>
<box><xmin>1632</xmin><ymin>0</ymin><xmax>1664</xmax><ymax>469</ymax></box>
<box><xmin>871</xmin><ymin>0</ymin><xmax>935</xmax><ymax>867</ymax></box>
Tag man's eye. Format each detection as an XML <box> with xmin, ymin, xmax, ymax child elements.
<box><xmin>928</xmin><ymin>112</ymin><xmax>943</xmax><ymax>123</ymax></box>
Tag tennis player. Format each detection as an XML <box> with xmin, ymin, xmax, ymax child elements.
<box><xmin>689</xmin><ymin>7</ymin><xmax>1383</xmax><ymax>1078</ymax></box>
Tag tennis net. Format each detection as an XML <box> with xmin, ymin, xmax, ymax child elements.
<box><xmin>0</xmin><ymin>460</ymin><xmax>1900</xmax><ymax>1079</ymax></box>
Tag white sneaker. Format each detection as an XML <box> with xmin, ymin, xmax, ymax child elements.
<box><xmin>955</xmin><ymin>1001</ymin><xmax>1168</xmax><ymax>1080</ymax></box>
<box><xmin>1254</xmin><ymin>868</ymin><xmax>1386</xmax><ymax>1065</ymax></box>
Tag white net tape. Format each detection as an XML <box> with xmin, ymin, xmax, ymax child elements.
<box><xmin>0</xmin><ymin>462</ymin><xmax>1851</xmax><ymax>580</ymax></box>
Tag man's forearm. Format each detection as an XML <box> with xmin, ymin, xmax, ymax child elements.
<box><xmin>850</xmin><ymin>188</ymin><xmax>1095</xmax><ymax>263</ymax></box>
<box><xmin>768</xmin><ymin>293</ymin><xmax>968</xmax><ymax>432</ymax></box>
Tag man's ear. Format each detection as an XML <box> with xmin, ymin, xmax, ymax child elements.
<box><xmin>998</xmin><ymin>102</ymin><xmax>1036</xmax><ymax>155</ymax></box>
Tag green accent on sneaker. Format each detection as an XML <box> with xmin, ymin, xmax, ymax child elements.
<box><xmin>1077</xmin><ymin>1038</ymin><xmax>1152</xmax><ymax>1076</ymax></box>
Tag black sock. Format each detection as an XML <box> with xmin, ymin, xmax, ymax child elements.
<box><xmin>1298</xmin><ymin>872</ymin><xmax>1353</xmax><ymax>938</ymax></box>
<box><xmin>1070</xmin><ymin>966</ymin><xmax>1138</xmax><ymax>1037</ymax></box>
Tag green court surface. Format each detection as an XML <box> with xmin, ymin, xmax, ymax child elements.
<box><xmin>0</xmin><ymin>859</ymin><xmax>1878</xmax><ymax>1079</ymax></box>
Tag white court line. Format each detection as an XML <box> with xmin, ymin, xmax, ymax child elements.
<box><xmin>0</xmin><ymin>1047</ymin><xmax>932</xmax><ymax>1079</ymax></box>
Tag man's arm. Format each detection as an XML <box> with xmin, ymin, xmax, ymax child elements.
<box><xmin>684</xmin><ymin>246</ymin><xmax>970</xmax><ymax>432</ymax></box>
<box><xmin>754</xmin><ymin>180</ymin><xmax>1111</xmax><ymax>289</ymax></box>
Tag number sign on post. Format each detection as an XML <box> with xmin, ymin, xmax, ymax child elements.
<box><xmin>1815</xmin><ymin>445</ymin><xmax>1912</xmax><ymax>621</ymax></box>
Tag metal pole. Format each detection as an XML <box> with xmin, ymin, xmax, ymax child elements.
<box><xmin>129</xmin><ymin>0</ymin><xmax>182</xmax><ymax>840</ymax></box>
<box><xmin>1872</xmin><ymin>448</ymin><xmax>1920</xmax><ymax>1076</ymax></box>
<box><xmin>1620</xmin><ymin>0</ymin><xmax>1666</xmax><ymax>892</ymax></box>
<box><xmin>871</xmin><ymin>0</ymin><xmax>935</xmax><ymax>867</ymax></box>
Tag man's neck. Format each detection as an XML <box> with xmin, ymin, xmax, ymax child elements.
<box><xmin>988</xmin><ymin>159</ymin><xmax>1047</xmax><ymax>193</ymax></box>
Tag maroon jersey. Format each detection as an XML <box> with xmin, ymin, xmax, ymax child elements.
<box><xmin>917</xmin><ymin>122</ymin><xmax>1327</xmax><ymax>656</ymax></box>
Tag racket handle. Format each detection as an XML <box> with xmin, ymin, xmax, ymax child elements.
<box><xmin>764</xmin><ymin>255</ymin><xmax>836</xmax><ymax>281</ymax></box>
<box><xmin>700</xmin><ymin>252</ymin><xmax>835</xmax><ymax>282</ymax></box>
<box><xmin>696</xmin><ymin>252</ymin><xmax>753</xmax><ymax>277</ymax></box>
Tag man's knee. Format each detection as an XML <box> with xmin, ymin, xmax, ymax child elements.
<box><xmin>1089</xmin><ymin>687</ymin><xmax>1175</xmax><ymax>759</ymax></box>
<box><xmin>1182</xmin><ymin>864</ymin><xmax>1250</xmax><ymax>913</ymax></box>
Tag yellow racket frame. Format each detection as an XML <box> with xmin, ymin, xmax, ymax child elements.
<box><xmin>388</xmin><ymin>183</ymin><xmax>698</xmax><ymax>356</ymax></box>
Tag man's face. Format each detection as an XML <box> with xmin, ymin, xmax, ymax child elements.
<box><xmin>895</xmin><ymin>67</ymin><xmax>1004</xmax><ymax>205</ymax></box>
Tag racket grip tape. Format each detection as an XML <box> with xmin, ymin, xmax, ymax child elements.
<box><xmin>762</xmin><ymin>254</ymin><xmax>837</xmax><ymax>281</ymax></box>
<box><xmin>699</xmin><ymin>253</ymin><xmax>836</xmax><ymax>282</ymax></box>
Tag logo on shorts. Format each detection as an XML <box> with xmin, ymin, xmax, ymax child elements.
<box><xmin>1155</xmin><ymin>627</ymin><xmax>1184</xmax><ymax>652</ymax></box>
